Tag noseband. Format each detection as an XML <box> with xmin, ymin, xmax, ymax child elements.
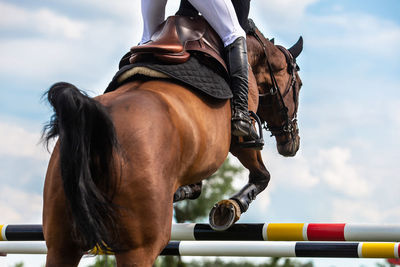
<box><xmin>252</xmin><ymin>32</ymin><xmax>300</xmax><ymax>140</ymax></box>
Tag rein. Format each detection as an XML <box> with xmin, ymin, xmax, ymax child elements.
<box><xmin>252</xmin><ymin>31</ymin><xmax>299</xmax><ymax>139</ymax></box>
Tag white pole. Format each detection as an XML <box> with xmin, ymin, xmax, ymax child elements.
<box><xmin>0</xmin><ymin>242</ymin><xmax>47</xmax><ymax>254</ymax></box>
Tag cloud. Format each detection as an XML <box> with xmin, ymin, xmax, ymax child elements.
<box><xmin>0</xmin><ymin>121</ymin><xmax>48</xmax><ymax>160</ymax></box>
<box><xmin>250</xmin><ymin>0</ymin><xmax>319</xmax><ymax>37</ymax></box>
<box><xmin>242</xmin><ymin>142</ymin><xmax>399</xmax><ymax>224</ymax></box>
<box><xmin>275</xmin><ymin>152</ymin><xmax>320</xmax><ymax>189</ymax></box>
<box><xmin>316</xmin><ymin>147</ymin><xmax>370</xmax><ymax>197</ymax></box>
<box><xmin>330</xmin><ymin>198</ymin><xmax>400</xmax><ymax>223</ymax></box>
<box><xmin>387</xmin><ymin>100</ymin><xmax>400</xmax><ymax>136</ymax></box>
<box><xmin>251</xmin><ymin>1</ymin><xmax>400</xmax><ymax>63</ymax></box>
<box><xmin>306</xmin><ymin>13</ymin><xmax>400</xmax><ymax>58</ymax></box>
<box><xmin>0</xmin><ymin>1</ymin><xmax>143</xmax><ymax>84</ymax></box>
<box><xmin>0</xmin><ymin>186</ymin><xmax>42</xmax><ymax>223</ymax></box>
<box><xmin>261</xmin><ymin>146</ymin><xmax>369</xmax><ymax>198</ymax></box>
<box><xmin>0</xmin><ymin>121</ymin><xmax>49</xmax><ymax>195</ymax></box>
<box><xmin>253</xmin><ymin>0</ymin><xmax>319</xmax><ymax>22</ymax></box>
<box><xmin>60</xmin><ymin>0</ymin><xmax>138</xmax><ymax>19</ymax></box>
<box><xmin>68</xmin><ymin>0</ymin><xmax>182</xmax><ymax>21</ymax></box>
<box><xmin>0</xmin><ymin>2</ymin><xmax>88</xmax><ymax>39</ymax></box>
<box><xmin>0</xmin><ymin>38</ymin><xmax>101</xmax><ymax>81</ymax></box>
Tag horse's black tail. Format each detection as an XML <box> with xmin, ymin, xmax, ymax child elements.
<box><xmin>42</xmin><ymin>82</ymin><xmax>120</xmax><ymax>252</ymax></box>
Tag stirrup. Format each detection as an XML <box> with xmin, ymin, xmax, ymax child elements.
<box><xmin>235</xmin><ymin>111</ymin><xmax>264</xmax><ymax>150</ymax></box>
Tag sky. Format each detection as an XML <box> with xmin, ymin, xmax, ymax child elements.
<box><xmin>0</xmin><ymin>0</ymin><xmax>399</xmax><ymax>266</ymax></box>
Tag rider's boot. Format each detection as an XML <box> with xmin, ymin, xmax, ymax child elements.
<box><xmin>225</xmin><ymin>37</ymin><xmax>259</xmax><ymax>141</ymax></box>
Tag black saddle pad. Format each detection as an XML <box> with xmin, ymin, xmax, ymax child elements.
<box><xmin>104</xmin><ymin>55</ymin><xmax>232</xmax><ymax>100</ymax></box>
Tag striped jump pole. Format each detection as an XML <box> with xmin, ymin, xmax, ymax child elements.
<box><xmin>0</xmin><ymin>225</ymin><xmax>43</xmax><ymax>241</ymax></box>
<box><xmin>2</xmin><ymin>223</ymin><xmax>400</xmax><ymax>242</ymax></box>
<box><xmin>164</xmin><ymin>241</ymin><xmax>400</xmax><ymax>258</ymax></box>
<box><xmin>172</xmin><ymin>223</ymin><xmax>400</xmax><ymax>242</ymax></box>
<box><xmin>0</xmin><ymin>241</ymin><xmax>399</xmax><ymax>258</ymax></box>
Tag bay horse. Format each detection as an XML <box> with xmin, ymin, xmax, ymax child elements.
<box><xmin>42</xmin><ymin>18</ymin><xmax>303</xmax><ymax>266</ymax></box>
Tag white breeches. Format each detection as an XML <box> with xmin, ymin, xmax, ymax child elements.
<box><xmin>140</xmin><ymin>0</ymin><xmax>246</xmax><ymax>47</ymax></box>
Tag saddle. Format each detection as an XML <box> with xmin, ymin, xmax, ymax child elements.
<box><xmin>128</xmin><ymin>16</ymin><xmax>227</xmax><ymax>75</ymax></box>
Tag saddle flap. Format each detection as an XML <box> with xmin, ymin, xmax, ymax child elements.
<box><xmin>131</xmin><ymin>17</ymin><xmax>184</xmax><ymax>54</ymax></box>
<box><xmin>129</xmin><ymin>16</ymin><xmax>227</xmax><ymax>72</ymax></box>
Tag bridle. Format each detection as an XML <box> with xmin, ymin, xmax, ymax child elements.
<box><xmin>251</xmin><ymin>31</ymin><xmax>300</xmax><ymax>142</ymax></box>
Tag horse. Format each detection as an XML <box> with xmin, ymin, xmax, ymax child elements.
<box><xmin>42</xmin><ymin>18</ymin><xmax>303</xmax><ymax>266</ymax></box>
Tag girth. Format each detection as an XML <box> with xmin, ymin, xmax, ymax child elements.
<box><xmin>129</xmin><ymin>16</ymin><xmax>228</xmax><ymax>75</ymax></box>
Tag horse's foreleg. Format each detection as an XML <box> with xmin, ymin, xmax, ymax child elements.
<box><xmin>209</xmin><ymin>149</ymin><xmax>270</xmax><ymax>231</ymax></box>
<box><xmin>230</xmin><ymin>150</ymin><xmax>270</xmax><ymax>213</ymax></box>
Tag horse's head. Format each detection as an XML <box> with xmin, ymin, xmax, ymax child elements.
<box><xmin>247</xmin><ymin>26</ymin><xmax>303</xmax><ymax>157</ymax></box>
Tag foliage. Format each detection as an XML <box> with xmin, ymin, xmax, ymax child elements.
<box><xmin>376</xmin><ymin>260</ymin><xmax>396</xmax><ymax>267</ymax></box>
<box><xmin>87</xmin><ymin>255</ymin><xmax>116</xmax><ymax>267</ymax></box>
<box><xmin>12</xmin><ymin>263</ymin><xmax>24</xmax><ymax>267</ymax></box>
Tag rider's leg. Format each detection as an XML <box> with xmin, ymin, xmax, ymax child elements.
<box><xmin>177</xmin><ymin>0</ymin><xmax>250</xmax><ymax>30</ymax></box>
<box><xmin>188</xmin><ymin>0</ymin><xmax>259</xmax><ymax>139</ymax></box>
<box><xmin>188</xmin><ymin>0</ymin><xmax>244</xmax><ymax>47</ymax></box>
<box><xmin>231</xmin><ymin>0</ymin><xmax>251</xmax><ymax>33</ymax></box>
<box><xmin>140</xmin><ymin>0</ymin><xmax>168</xmax><ymax>44</ymax></box>
<box><xmin>176</xmin><ymin>0</ymin><xmax>199</xmax><ymax>17</ymax></box>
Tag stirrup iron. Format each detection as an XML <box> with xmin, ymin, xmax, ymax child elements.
<box><xmin>236</xmin><ymin>111</ymin><xmax>264</xmax><ymax>150</ymax></box>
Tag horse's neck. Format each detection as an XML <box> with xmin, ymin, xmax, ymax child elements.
<box><xmin>246</xmin><ymin>34</ymin><xmax>286</xmax><ymax>84</ymax></box>
<box><xmin>246</xmin><ymin>35</ymin><xmax>265</xmax><ymax>69</ymax></box>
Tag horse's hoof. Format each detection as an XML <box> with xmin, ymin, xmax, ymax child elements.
<box><xmin>208</xmin><ymin>199</ymin><xmax>241</xmax><ymax>231</ymax></box>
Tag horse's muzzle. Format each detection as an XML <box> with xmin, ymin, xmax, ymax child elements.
<box><xmin>277</xmin><ymin>134</ymin><xmax>300</xmax><ymax>157</ymax></box>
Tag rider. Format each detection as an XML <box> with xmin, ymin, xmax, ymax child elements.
<box><xmin>176</xmin><ymin>0</ymin><xmax>252</xmax><ymax>33</ymax></box>
<box><xmin>140</xmin><ymin>0</ymin><xmax>259</xmax><ymax>143</ymax></box>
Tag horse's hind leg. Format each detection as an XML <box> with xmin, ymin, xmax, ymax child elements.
<box><xmin>113</xmin><ymin>201</ymin><xmax>173</xmax><ymax>267</ymax></box>
<box><xmin>115</xmin><ymin>248</ymin><xmax>158</xmax><ymax>267</ymax></box>
<box><xmin>111</xmin><ymin>167</ymin><xmax>175</xmax><ymax>267</ymax></box>
<box><xmin>46</xmin><ymin>229</ymin><xmax>82</xmax><ymax>267</ymax></box>
<box><xmin>209</xmin><ymin>148</ymin><xmax>270</xmax><ymax>230</ymax></box>
<box><xmin>43</xmin><ymin>151</ymin><xmax>83</xmax><ymax>267</ymax></box>
<box><xmin>173</xmin><ymin>182</ymin><xmax>203</xmax><ymax>202</ymax></box>
<box><xmin>46</xmin><ymin>247</ymin><xmax>81</xmax><ymax>267</ymax></box>
<box><xmin>44</xmin><ymin>198</ymin><xmax>83</xmax><ymax>267</ymax></box>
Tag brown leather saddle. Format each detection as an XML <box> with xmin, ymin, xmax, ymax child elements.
<box><xmin>129</xmin><ymin>16</ymin><xmax>227</xmax><ymax>74</ymax></box>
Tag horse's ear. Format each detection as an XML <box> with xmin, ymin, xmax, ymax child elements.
<box><xmin>288</xmin><ymin>36</ymin><xmax>303</xmax><ymax>59</ymax></box>
<box><xmin>270</xmin><ymin>38</ymin><xmax>275</xmax><ymax>44</ymax></box>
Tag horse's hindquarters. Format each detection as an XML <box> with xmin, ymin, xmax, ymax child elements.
<box><xmin>43</xmin><ymin>80</ymin><xmax>232</xmax><ymax>266</ymax></box>
<box><xmin>107</xmin><ymin>80</ymin><xmax>232</xmax><ymax>187</ymax></box>
<box><xmin>103</xmin><ymin>80</ymin><xmax>231</xmax><ymax>260</ymax></box>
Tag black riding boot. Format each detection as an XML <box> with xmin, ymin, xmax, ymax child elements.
<box><xmin>225</xmin><ymin>37</ymin><xmax>259</xmax><ymax>140</ymax></box>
